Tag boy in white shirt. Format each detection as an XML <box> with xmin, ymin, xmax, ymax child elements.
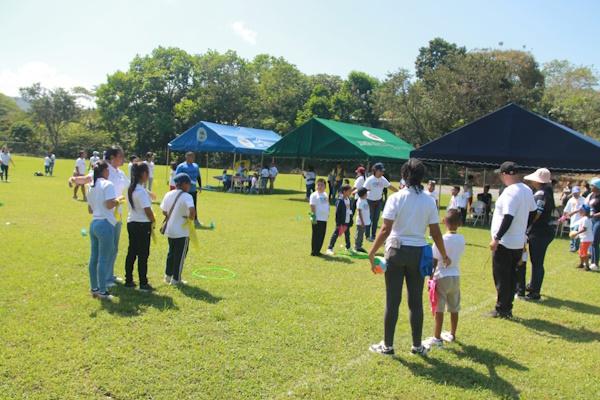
<box><xmin>573</xmin><ymin>205</ymin><xmax>593</xmax><ymax>270</ymax></box>
<box><xmin>448</xmin><ymin>186</ymin><xmax>468</xmax><ymax>224</ymax></box>
<box><xmin>309</xmin><ymin>178</ymin><xmax>330</xmax><ymax>256</ymax></box>
<box><xmin>73</xmin><ymin>150</ymin><xmax>87</xmax><ymax>200</ymax></box>
<box><xmin>143</xmin><ymin>152</ymin><xmax>155</xmax><ymax>192</ymax></box>
<box><xmin>160</xmin><ymin>173</ymin><xmax>196</xmax><ymax>285</ymax></box>
<box><xmin>563</xmin><ymin>186</ymin><xmax>585</xmax><ymax>252</ymax></box>
<box><xmin>354</xmin><ymin>188</ymin><xmax>370</xmax><ymax>253</ymax></box>
<box><xmin>425</xmin><ymin>209</ymin><xmax>465</xmax><ymax>347</ymax></box>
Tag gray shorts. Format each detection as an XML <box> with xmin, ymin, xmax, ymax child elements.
<box><xmin>435</xmin><ymin>276</ymin><xmax>460</xmax><ymax>313</ymax></box>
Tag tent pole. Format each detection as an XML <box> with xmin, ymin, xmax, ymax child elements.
<box><xmin>205</xmin><ymin>153</ymin><xmax>209</xmax><ymax>189</ymax></box>
<box><xmin>166</xmin><ymin>146</ymin><xmax>170</xmax><ymax>185</ymax></box>
<box><xmin>301</xmin><ymin>158</ymin><xmax>305</xmax><ymax>190</ymax></box>
<box><xmin>483</xmin><ymin>169</ymin><xmax>486</xmax><ymax>187</ymax></box>
<box><xmin>438</xmin><ymin>164</ymin><xmax>443</xmax><ymax>206</ymax></box>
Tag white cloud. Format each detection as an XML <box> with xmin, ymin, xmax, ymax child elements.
<box><xmin>231</xmin><ymin>21</ymin><xmax>257</xmax><ymax>45</ymax></box>
<box><xmin>0</xmin><ymin>62</ymin><xmax>81</xmax><ymax>97</ymax></box>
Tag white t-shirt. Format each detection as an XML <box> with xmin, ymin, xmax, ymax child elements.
<box><xmin>169</xmin><ymin>170</ymin><xmax>176</xmax><ymax>186</ymax></box>
<box><xmin>344</xmin><ymin>198</ymin><xmax>352</xmax><ymax>223</ymax></box>
<box><xmin>304</xmin><ymin>171</ymin><xmax>316</xmax><ymax>186</ymax></box>
<box><xmin>160</xmin><ymin>189</ymin><xmax>195</xmax><ymax>239</ymax></box>
<box><xmin>309</xmin><ymin>191</ymin><xmax>330</xmax><ymax>222</ymax></box>
<box><xmin>433</xmin><ymin>233</ymin><xmax>465</xmax><ymax>279</ymax></box>
<box><xmin>353</xmin><ymin>175</ymin><xmax>366</xmax><ymax>199</ymax></box>
<box><xmin>144</xmin><ymin>161</ymin><xmax>155</xmax><ymax>178</ymax></box>
<box><xmin>356</xmin><ymin>197</ymin><xmax>371</xmax><ymax>226</ymax></box>
<box><xmin>260</xmin><ymin>168</ymin><xmax>270</xmax><ymax>178</ymax></box>
<box><xmin>564</xmin><ymin>196</ymin><xmax>586</xmax><ymax>226</ymax></box>
<box><xmin>127</xmin><ymin>184</ymin><xmax>152</xmax><ymax>223</ymax></box>
<box><xmin>578</xmin><ymin>217</ymin><xmax>593</xmax><ymax>242</ymax></box>
<box><xmin>87</xmin><ymin>178</ymin><xmax>117</xmax><ymax>226</ymax></box>
<box><xmin>89</xmin><ymin>155</ymin><xmax>100</xmax><ymax>168</ymax></box>
<box><xmin>364</xmin><ymin>175</ymin><xmax>390</xmax><ymax>201</ymax></box>
<box><xmin>382</xmin><ymin>187</ymin><xmax>439</xmax><ymax>247</ymax></box>
<box><xmin>425</xmin><ymin>189</ymin><xmax>438</xmax><ymax>201</ymax></box>
<box><xmin>44</xmin><ymin>156</ymin><xmax>51</xmax><ymax>166</ymax></box>
<box><xmin>0</xmin><ymin>151</ymin><xmax>11</xmax><ymax>165</ymax></box>
<box><xmin>491</xmin><ymin>182</ymin><xmax>537</xmax><ymax>249</ymax></box>
<box><xmin>269</xmin><ymin>166</ymin><xmax>278</xmax><ymax>178</ymax></box>
<box><xmin>107</xmin><ymin>163</ymin><xmax>130</xmax><ymax>217</ymax></box>
<box><xmin>75</xmin><ymin>158</ymin><xmax>86</xmax><ymax>175</ymax></box>
<box><xmin>251</xmin><ymin>176</ymin><xmax>258</xmax><ymax>188</ymax></box>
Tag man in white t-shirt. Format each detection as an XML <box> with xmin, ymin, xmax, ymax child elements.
<box><xmin>268</xmin><ymin>162</ymin><xmax>278</xmax><ymax>193</ymax></box>
<box><xmin>73</xmin><ymin>150</ymin><xmax>87</xmax><ymax>200</ymax></box>
<box><xmin>363</xmin><ymin>163</ymin><xmax>398</xmax><ymax>241</ymax></box>
<box><xmin>424</xmin><ymin>180</ymin><xmax>439</xmax><ymax>208</ymax></box>
<box><xmin>563</xmin><ymin>186</ymin><xmax>585</xmax><ymax>252</ymax></box>
<box><xmin>89</xmin><ymin>151</ymin><xmax>100</xmax><ymax>170</ymax></box>
<box><xmin>488</xmin><ymin>162</ymin><xmax>537</xmax><ymax>319</ymax></box>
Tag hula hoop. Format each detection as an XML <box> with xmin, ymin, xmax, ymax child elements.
<box><xmin>192</xmin><ymin>267</ymin><xmax>236</xmax><ymax>280</ymax></box>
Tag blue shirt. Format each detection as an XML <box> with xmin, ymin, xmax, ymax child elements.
<box><xmin>175</xmin><ymin>162</ymin><xmax>201</xmax><ymax>192</ymax></box>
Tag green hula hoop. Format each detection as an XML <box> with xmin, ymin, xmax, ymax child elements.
<box><xmin>192</xmin><ymin>267</ymin><xmax>237</xmax><ymax>280</ymax></box>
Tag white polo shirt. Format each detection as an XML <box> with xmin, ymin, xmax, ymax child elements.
<box><xmin>127</xmin><ymin>184</ymin><xmax>152</xmax><ymax>223</ymax></box>
<box><xmin>309</xmin><ymin>191</ymin><xmax>330</xmax><ymax>222</ymax></box>
<box><xmin>382</xmin><ymin>187</ymin><xmax>439</xmax><ymax>247</ymax></box>
<box><xmin>364</xmin><ymin>175</ymin><xmax>390</xmax><ymax>201</ymax></box>
<box><xmin>491</xmin><ymin>182</ymin><xmax>537</xmax><ymax>249</ymax></box>
<box><xmin>160</xmin><ymin>189</ymin><xmax>195</xmax><ymax>239</ymax></box>
<box><xmin>87</xmin><ymin>178</ymin><xmax>117</xmax><ymax>226</ymax></box>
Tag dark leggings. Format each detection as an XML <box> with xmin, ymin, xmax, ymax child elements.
<box><xmin>328</xmin><ymin>224</ymin><xmax>351</xmax><ymax>250</ymax></box>
<box><xmin>306</xmin><ymin>183</ymin><xmax>315</xmax><ymax>199</ymax></box>
<box><xmin>166</xmin><ymin>237</ymin><xmax>189</xmax><ymax>281</ymax></box>
<box><xmin>528</xmin><ymin>233</ymin><xmax>553</xmax><ymax>294</ymax></box>
<box><xmin>1</xmin><ymin>165</ymin><xmax>8</xmax><ymax>181</ymax></box>
<box><xmin>384</xmin><ymin>246</ymin><xmax>424</xmax><ymax>348</ymax></box>
<box><xmin>125</xmin><ymin>221</ymin><xmax>152</xmax><ymax>285</ymax></box>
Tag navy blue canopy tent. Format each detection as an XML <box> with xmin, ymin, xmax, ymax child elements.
<box><xmin>168</xmin><ymin>121</ymin><xmax>281</xmax><ymax>155</ymax></box>
<box><xmin>411</xmin><ymin>103</ymin><xmax>600</xmax><ymax>173</ymax></box>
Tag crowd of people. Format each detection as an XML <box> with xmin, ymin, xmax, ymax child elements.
<box><xmin>218</xmin><ymin>160</ymin><xmax>278</xmax><ymax>194</ymax></box>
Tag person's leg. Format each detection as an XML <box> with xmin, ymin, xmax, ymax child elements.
<box><xmin>515</xmin><ymin>262</ymin><xmax>526</xmax><ymax>296</ymax></box>
<box><xmin>404</xmin><ymin>247</ymin><xmax>425</xmax><ymax>347</ymax></box>
<box><xmin>383</xmin><ymin>248</ymin><xmax>405</xmax><ymax>347</ymax></box>
<box><xmin>434</xmin><ymin>313</ymin><xmax>444</xmax><ymax>339</ymax></box>
<box><xmin>106</xmin><ymin>221</ymin><xmax>122</xmax><ymax>284</ymax></box>
<box><xmin>305</xmin><ymin>185</ymin><xmax>311</xmax><ymax>200</ymax></box>
<box><xmin>148</xmin><ymin>177</ymin><xmax>153</xmax><ymax>192</ymax></box>
<box><xmin>88</xmin><ymin>221</ymin><xmax>100</xmax><ymax>291</ymax></box>
<box><xmin>328</xmin><ymin>225</ymin><xmax>340</xmax><ymax>250</ymax></box>
<box><xmin>172</xmin><ymin>237</ymin><xmax>189</xmax><ymax>282</ymax></box>
<box><xmin>344</xmin><ymin>225</ymin><xmax>351</xmax><ymax>249</ymax></box>
<box><xmin>591</xmin><ymin>220</ymin><xmax>600</xmax><ymax>265</ymax></box>
<box><xmin>138</xmin><ymin>222</ymin><xmax>151</xmax><ymax>285</ymax></box>
<box><xmin>73</xmin><ymin>183</ymin><xmax>79</xmax><ymax>198</ymax></box>
<box><xmin>190</xmin><ymin>190</ymin><xmax>198</xmax><ymax>221</ymax></box>
<box><xmin>4</xmin><ymin>165</ymin><xmax>8</xmax><ymax>181</ymax></box>
<box><xmin>368</xmin><ymin>201</ymin><xmax>380</xmax><ymax>239</ymax></box>
<box><xmin>82</xmin><ymin>184</ymin><xmax>87</xmax><ymax>200</ymax></box>
<box><xmin>124</xmin><ymin>222</ymin><xmax>137</xmax><ymax>284</ymax></box>
<box><xmin>316</xmin><ymin>221</ymin><xmax>327</xmax><ymax>254</ymax></box>
<box><xmin>311</xmin><ymin>223</ymin><xmax>319</xmax><ymax>255</ymax></box>
<box><xmin>165</xmin><ymin>238</ymin><xmax>176</xmax><ymax>278</ymax></box>
<box><xmin>493</xmin><ymin>245</ymin><xmax>520</xmax><ymax>315</ymax></box>
<box><xmin>96</xmin><ymin>220</ymin><xmax>115</xmax><ymax>293</ymax></box>
<box><xmin>529</xmin><ymin>234</ymin><xmax>553</xmax><ymax>295</ymax></box>
<box><xmin>355</xmin><ymin>225</ymin><xmax>364</xmax><ymax>249</ymax></box>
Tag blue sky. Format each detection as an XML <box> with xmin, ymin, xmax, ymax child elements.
<box><xmin>1</xmin><ymin>0</ymin><xmax>599</xmax><ymax>96</ymax></box>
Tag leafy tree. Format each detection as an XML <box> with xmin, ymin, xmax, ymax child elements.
<box><xmin>0</xmin><ymin>93</ymin><xmax>24</xmax><ymax>135</ymax></box>
<box><xmin>19</xmin><ymin>83</ymin><xmax>80</xmax><ymax>149</ymax></box>
<box><xmin>331</xmin><ymin>71</ymin><xmax>380</xmax><ymax>125</ymax></box>
<box><xmin>295</xmin><ymin>84</ymin><xmax>334</xmax><ymax>125</ymax></box>
<box><xmin>415</xmin><ymin>37</ymin><xmax>466</xmax><ymax>79</ymax></box>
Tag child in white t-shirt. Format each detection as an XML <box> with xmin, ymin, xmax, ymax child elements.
<box><xmin>309</xmin><ymin>178</ymin><xmax>330</xmax><ymax>256</ymax></box>
<box><xmin>44</xmin><ymin>154</ymin><xmax>52</xmax><ymax>176</ymax></box>
<box><xmin>143</xmin><ymin>152</ymin><xmax>155</xmax><ymax>192</ymax></box>
<box><xmin>574</xmin><ymin>205</ymin><xmax>593</xmax><ymax>270</ymax></box>
<box><xmin>425</xmin><ymin>209</ymin><xmax>465</xmax><ymax>347</ymax></box>
<box><xmin>354</xmin><ymin>187</ymin><xmax>370</xmax><ymax>253</ymax></box>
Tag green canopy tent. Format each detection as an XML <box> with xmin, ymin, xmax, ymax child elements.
<box><xmin>264</xmin><ymin>117</ymin><xmax>414</xmax><ymax>163</ymax></box>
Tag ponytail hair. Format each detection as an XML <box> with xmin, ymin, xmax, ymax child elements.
<box><xmin>92</xmin><ymin>160</ymin><xmax>109</xmax><ymax>187</ymax></box>
<box><xmin>128</xmin><ymin>162</ymin><xmax>149</xmax><ymax>210</ymax></box>
<box><xmin>400</xmin><ymin>158</ymin><xmax>425</xmax><ymax>194</ymax></box>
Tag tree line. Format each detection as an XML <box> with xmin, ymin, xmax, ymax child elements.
<box><xmin>1</xmin><ymin>37</ymin><xmax>599</xmax><ymax>158</ymax></box>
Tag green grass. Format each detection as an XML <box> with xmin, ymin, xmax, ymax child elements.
<box><xmin>1</xmin><ymin>156</ymin><xmax>599</xmax><ymax>399</ymax></box>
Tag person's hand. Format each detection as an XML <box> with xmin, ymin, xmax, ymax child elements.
<box><xmin>442</xmin><ymin>255</ymin><xmax>452</xmax><ymax>267</ymax></box>
<box><xmin>489</xmin><ymin>238</ymin><xmax>499</xmax><ymax>252</ymax></box>
<box><xmin>368</xmin><ymin>253</ymin><xmax>377</xmax><ymax>274</ymax></box>
<box><xmin>148</xmin><ymin>192</ymin><xmax>157</xmax><ymax>201</ymax></box>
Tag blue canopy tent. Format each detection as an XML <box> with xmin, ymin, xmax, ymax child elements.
<box><xmin>167</xmin><ymin>121</ymin><xmax>281</xmax><ymax>186</ymax></box>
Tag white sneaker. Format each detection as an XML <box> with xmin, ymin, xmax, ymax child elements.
<box><xmin>326</xmin><ymin>249</ymin><xmax>334</xmax><ymax>256</ymax></box>
<box><xmin>106</xmin><ymin>281</ymin><xmax>117</xmax><ymax>288</ymax></box>
<box><xmin>411</xmin><ymin>344</ymin><xmax>429</xmax><ymax>356</ymax></box>
<box><xmin>94</xmin><ymin>291</ymin><xmax>114</xmax><ymax>300</ymax></box>
<box><xmin>590</xmin><ymin>264</ymin><xmax>599</xmax><ymax>271</ymax></box>
<box><xmin>369</xmin><ymin>341</ymin><xmax>394</xmax><ymax>355</ymax></box>
<box><xmin>441</xmin><ymin>331</ymin><xmax>455</xmax><ymax>342</ymax></box>
<box><xmin>170</xmin><ymin>279</ymin><xmax>188</xmax><ymax>286</ymax></box>
<box><xmin>164</xmin><ymin>275</ymin><xmax>172</xmax><ymax>284</ymax></box>
<box><xmin>423</xmin><ymin>337</ymin><xmax>443</xmax><ymax>348</ymax></box>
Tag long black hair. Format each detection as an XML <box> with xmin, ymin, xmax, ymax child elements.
<box><xmin>400</xmin><ymin>158</ymin><xmax>425</xmax><ymax>194</ymax></box>
<box><xmin>128</xmin><ymin>162</ymin><xmax>149</xmax><ymax>210</ymax></box>
<box><xmin>92</xmin><ymin>160</ymin><xmax>109</xmax><ymax>187</ymax></box>
<box><xmin>105</xmin><ymin>145</ymin><xmax>124</xmax><ymax>162</ymax></box>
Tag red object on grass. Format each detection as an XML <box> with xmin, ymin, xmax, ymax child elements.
<box><xmin>428</xmin><ymin>279</ymin><xmax>438</xmax><ymax>316</ymax></box>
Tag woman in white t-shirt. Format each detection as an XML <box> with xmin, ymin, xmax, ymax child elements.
<box><xmin>125</xmin><ymin>162</ymin><xmax>156</xmax><ymax>291</ymax></box>
<box><xmin>143</xmin><ymin>152</ymin><xmax>155</xmax><ymax>192</ymax></box>
<box><xmin>160</xmin><ymin>173</ymin><xmax>196</xmax><ymax>285</ymax></box>
<box><xmin>368</xmin><ymin>159</ymin><xmax>450</xmax><ymax>356</ymax></box>
<box><xmin>309</xmin><ymin>178</ymin><xmax>330</xmax><ymax>256</ymax></box>
<box><xmin>86</xmin><ymin>161</ymin><xmax>119</xmax><ymax>300</ymax></box>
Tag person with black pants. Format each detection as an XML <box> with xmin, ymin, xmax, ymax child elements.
<box><xmin>489</xmin><ymin>162</ymin><xmax>537</xmax><ymax>318</ymax></box>
<box><xmin>309</xmin><ymin>179</ymin><xmax>330</xmax><ymax>256</ymax></box>
<box><xmin>523</xmin><ymin>168</ymin><xmax>556</xmax><ymax>300</ymax></box>
<box><xmin>175</xmin><ymin>152</ymin><xmax>202</xmax><ymax>228</ymax></box>
<box><xmin>326</xmin><ymin>184</ymin><xmax>353</xmax><ymax>255</ymax></box>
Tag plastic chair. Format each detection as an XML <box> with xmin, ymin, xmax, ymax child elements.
<box><xmin>471</xmin><ymin>201</ymin><xmax>487</xmax><ymax>226</ymax></box>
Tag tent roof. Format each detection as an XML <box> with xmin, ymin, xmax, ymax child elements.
<box><xmin>264</xmin><ymin>117</ymin><xmax>414</xmax><ymax>161</ymax></box>
<box><xmin>168</xmin><ymin>121</ymin><xmax>281</xmax><ymax>155</ymax></box>
<box><xmin>410</xmin><ymin>103</ymin><xmax>600</xmax><ymax>172</ymax></box>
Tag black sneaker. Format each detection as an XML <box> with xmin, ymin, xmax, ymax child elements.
<box><xmin>139</xmin><ymin>283</ymin><xmax>154</xmax><ymax>292</ymax></box>
<box><xmin>95</xmin><ymin>291</ymin><xmax>114</xmax><ymax>300</ymax></box>
<box><xmin>124</xmin><ymin>281</ymin><xmax>136</xmax><ymax>288</ymax></box>
<box><xmin>525</xmin><ymin>293</ymin><xmax>541</xmax><ymax>301</ymax></box>
<box><xmin>356</xmin><ymin>247</ymin><xmax>368</xmax><ymax>253</ymax></box>
<box><xmin>487</xmin><ymin>310</ymin><xmax>513</xmax><ymax>319</ymax></box>
<box><xmin>369</xmin><ymin>341</ymin><xmax>395</xmax><ymax>355</ymax></box>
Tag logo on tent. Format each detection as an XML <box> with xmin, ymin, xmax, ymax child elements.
<box><xmin>197</xmin><ymin>127</ymin><xmax>208</xmax><ymax>142</ymax></box>
<box><xmin>238</xmin><ymin>137</ymin><xmax>256</xmax><ymax>148</ymax></box>
<box><xmin>362</xmin><ymin>130</ymin><xmax>385</xmax><ymax>142</ymax></box>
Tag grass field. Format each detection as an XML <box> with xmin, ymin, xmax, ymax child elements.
<box><xmin>1</xmin><ymin>155</ymin><xmax>599</xmax><ymax>400</ymax></box>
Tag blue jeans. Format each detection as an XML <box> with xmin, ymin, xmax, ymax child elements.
<box><xmin>106</xmin><ymin>221</ymin><xmax>122</xmax><ymax>284</ymax></box>
<box><xmin>591</xmin><ymin>219</ymin><xmax>600</xmax><ymax>265</ymax></box>
<box><xmin>89</xmin><ymin>219</ymin><xmax>115</xmax><ymax>292</ymax></box>
<box><xmin>367</xmin><ymin>200</ymin><xmax>382</xmax><ymax>239</ymax></box>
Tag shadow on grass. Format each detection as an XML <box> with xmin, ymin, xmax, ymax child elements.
<box><xmin>286</xmin><ymin>198</ymin><xmax>309</xmax><ymax>203</ymax></box>
<box><xmin>513</xmin><ymin>317</ymin><xmax>600</xmax><ymax>343</ymax></box>
<box><xmin>396</xmin><ymin>342</ymin><xmax>525</xmax><ymax>399</ymax></box>
<box><xmin>319</xmin><ymin>254</ymin><xmax>354</xmax><ymax>264</ymax></box>
<box><xmin>465</xmin><ymin>242</ymin><xmax>488</xmax><ymax>249</ymax></box>
<box><xmin>537</xmin><ymin>296</ymin><xmax>600</xmax><ymax>316</ymax></box>
<box><xmin>94</xmin><ymin>287</ymin><xmax>178</xmax><ymax>317</ymax></box>
<box><xmin>176</xmin><ymin>284</ymin><xmax>222</xmax><ymax>303</ymax></box>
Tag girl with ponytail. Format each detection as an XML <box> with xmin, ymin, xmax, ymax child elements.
<box><xmin>124</xmin><ymin>162</ymin><xmax>156</xmax><ymax>291</ymax></box>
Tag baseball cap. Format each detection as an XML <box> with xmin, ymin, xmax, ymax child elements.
<box><xmin>355</xmin><ymin>166</ymin><xmax>366</xmax><ymax>174</ymax></box>
<box><xmin>495</xmin><ymin>161</ymin><xmax>519</xmax><ymax>175</ymax></box>
<box><xmin>174</xmin><ymin>173</ymin><xmax>191</xmax><ymax>184</ymax></box>
<box><xmin>580</xmin><ymin>204</ymin><xmax>591</xmax><ymax>213</ymax></box>
<box><xmin>524</xmin><ymin>168</ymin><xmax>552</xmax><ymax>184</ymax></box>
<box><xmin>571</xmin><ymin>186</ymin><xmax>581</xmax><ymax>194</ymax></box>
<box><xmin>373</xmin><ymin>162</ymin><xmax>385</xmax><ymax>172</ymax></box>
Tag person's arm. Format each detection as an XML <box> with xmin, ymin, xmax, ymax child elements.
<box><xmin>368</xmin><ymin>218</ymin><xmax>393</xmax><ymax>274</ymax></box>
<box><xmin>358</xmin><ymin>207</ymin><xmax>364</xmax><ymax>226</ymax></box>
<box><xmin>188</xmin><ymin>207</ymin><xmax>196</xmax><ymax>220</ymax></box>
<box><xmin>88</xmin><ymin>205</ymin><xmax>93</xmax><ymax>214</ymax></box>
<box><xmin>143</xmin><ymin>207</ymin><xmax>156</xmax><ymax>223</ymax></box>
<box><xmin>430</xmin><ymin>223</ymin><xmax>451</xmax><ymax>266</ymax></box>
<box><xmin>388</xmin><ymin>185</ymin><xmax>399</xmax><ymax>192</ymax></box>
<box><xmin>104</xmin><ymin>198</ymin><xmax>118</xmax><ymax>209</ymax></box>
<box><xmin>197</xmin><ymin>171</ymin><xmax>202</xmax><ymax>192</ymax></box>
<box><xmin>490</xmin><ymin>214</ymin><xmax>514</xmax><ymax>251</ymax></box>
